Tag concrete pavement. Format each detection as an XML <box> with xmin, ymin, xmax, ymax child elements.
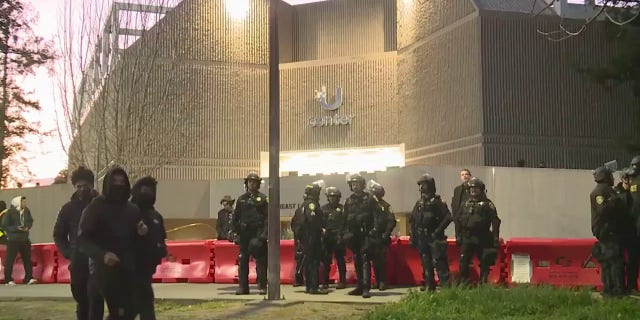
<box><xmin>0</xmin><ymin>283</ymin><xmax>412</xmax><ymax>304</ymax></box>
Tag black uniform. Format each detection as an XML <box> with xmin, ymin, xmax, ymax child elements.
<box><xmin>457</xmin><ymin>196</ymin><xmax>500</xmax><ymax>284</ymax></box>
<box><xmin>216</xmin><ymin>208</ymin><xmax>233</xmax><ymax>241</ymax></box>
<box><xmin>53</xmin><ymin>190</ymin><xmax>104</xmax><ymax>320</ymax></box>
<box><xmin>131</xmin><ymin>178</ymin><xmax>167</xmax><ymax>320</ymax></box>
<box><xmin>451</xmin><ymin>183</ymin><xmax>470</xmax><ymax>240</ymax></box>
<box><xmin>591</xmin><ymin>181</ymin><xmax>626</xmax><ymax>296</ymax></box>
<box><xmin>321</xmin><ymin>202</ymin><xmax>347</xmax><ymax>287</ymax></box>
<box><xmin>344</xmin><ymin>191</ymin><xmax>382</xmax><ymax>298</ymax></box>
<box><xmin>291</xmin><ymin>207</ymin><xmax>305</xmax><ymax>286</ymax></box>
<box><xmin>372</xmin><ymin>197</ymin><xmax>396</xmax><ymax>289</ymax></box>
<box><xmin>2</xmin><ymin>197</ymin><xmax>34</xmax><ymax>284</ymax></box>
<box><xmin>232</xmin><ymin>191</ymin><xmax>268</xmax><ymax>294</ymax></box>
<box><xmin>410</xmin><ymin>194</ymin><xmax>452</xmax><ymax>291</ymax></box>
<box><xmin>78</xmin><ymin>167</ymin><xmax>144</xmax><ymax>320</ymax></box>
<box><xmin>613</xmin><ymin>181</ymin><xmax>638</xmax><ymax>292</ymax></box>
<box><xmin>292</xmin><ymin>199</ymin><xmax>325</xmax><ymax>293</ymax></box>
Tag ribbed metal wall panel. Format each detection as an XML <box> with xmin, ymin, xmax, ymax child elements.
<box><xmin>398</xmin><ymin>17</ymin><xmax>484</xmax><ymax>165</ymax></box>
<box><xmin>279</xmin><ymin>53</ymin><xmax>398</xmax><ymax>150</ymax></box>
<box><xmin>397</xmin><ymin>0</ymin><xmax>477</xmax><ymax>50</ymax></box>
<box><xmin>480</xmin><ymin>15</ymin><xmax>637</xmax><ymax>169</ymax></box>
<box><xmin>291</xmin><ymin>0</ymin><xmax>396</xmax><ymax>61</ymax></box>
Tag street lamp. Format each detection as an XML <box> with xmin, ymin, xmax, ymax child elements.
<box><xmin>224</xmin><ymin>0</ymin><xmax>281</xmax><ymax>301</ymax></box>
<box><xmin>266</xmin><ymin>0</ymin><xmax>282</xmax><ymax>301</ymax></box>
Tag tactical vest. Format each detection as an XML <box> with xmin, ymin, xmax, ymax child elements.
<box><xmin>413</xmin><ymin>196</ymin><xmax>444</xmax><ymax>234</ymax></box>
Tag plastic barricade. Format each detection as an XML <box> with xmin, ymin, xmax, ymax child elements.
<box><xmin>326</xmin><ymin>237</ymin><xmax>398</xmax><ymax>285</ymax></box>
<box><xmin>33</xmin><ymin>244</ymin><xmax>57</xmax><ymax>283</ymax></box>
<box><xmin>391</xmin><ymin>236</ymin><xmax>423</xmax><ymax>285</ymax></box>
<box><xmin>153</xmin><ymin>240</ymin><xmax>214</xmax><ymax>283</ymax></box>
<box><xmin>504</xmin><ymin>238</ymin><xmax>601</xmax><ymax>289</ymax></box>
<box><xmin>57</xmin><ymin>255</ymin><xmax>71</xmax><ymax>284</ymax></box>
<box><xmin>213</xmin><ymin>240</ymin><xmax>299</xmax><ymax>285</ymax></box>
<box><xmin>212</xmin><ymin>240</ymin><xmax>240</xmax><ymax>284</ymax></box>
<box><xmin>279</xmin><ymin>240</ymin><xmax>296</xmax><ymax>284</ymax></box>
<box><xmin>390</xmin><ymin>236</ymin><xmax>505</xmax><ymax>286</ymax></box>
<box><xmin>0</xmin><ymin>243</ymin><xmax>57</xmax><ymax>284</ymax></box>
<box><xmin>328</xmin><ymin>247</ymin><xmax>358</xmax><ymax>284</ymax></box>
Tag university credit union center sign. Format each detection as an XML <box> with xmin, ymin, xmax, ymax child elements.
<box><xmin>308</xmin><ymin>85</ymin><xmax>354</xmax><ymax>128</ymax></box>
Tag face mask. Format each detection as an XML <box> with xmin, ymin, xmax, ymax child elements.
<box><xmin>137</xmin><ymin>191</ymin><xmax>156</xmax><ymax>206</ymax></box>
<box><xmin>109</xmin><ymin>185</ymin><xmax>129</xmax><ymax>202</ymax></box>
<box><xmin>79</xmin><ymin>189</ymin><xmax>93</xmax><ymax>201</ymax></box>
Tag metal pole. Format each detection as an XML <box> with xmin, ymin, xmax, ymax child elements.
<box><xmin>267</xmin><ymin>0</ymin><xmax>281</xmax><ymax>301</ymax></box>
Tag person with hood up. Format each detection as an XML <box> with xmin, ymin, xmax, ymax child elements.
<box><xmin>78</xmin><ymin>166</ymin><xmax>148</xmax><ymax>320</ymax></box>
<box><xmin>130</xmin><ymin>176</ymin><xmax>167</xmax><ymax>320</ymax></box>
<box><xmin>53</xmin><ymin>166</ymin><xmax>104</xmax><ymax>320</ymax></box>
<box><xmin>2</xmin><ymin>195</ymin><xmax>36</xmax><ymax>285</ymax></box>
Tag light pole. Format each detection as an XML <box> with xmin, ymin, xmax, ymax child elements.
<box><xmin>267</xmin><ymin>0</ymin><xmax>281</xmax><ymax>301</ymax></box>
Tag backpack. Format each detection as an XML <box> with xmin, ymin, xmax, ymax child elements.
<box><xmin>0</xmin><ymin>209</ymin><xmax>8</xmax><ymax>244</ymax></box>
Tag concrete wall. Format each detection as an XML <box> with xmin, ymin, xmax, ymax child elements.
<box><xmin>0</xmin><ymin>165</ymin><xmax>602</xmax><ymax>243</ymax></box>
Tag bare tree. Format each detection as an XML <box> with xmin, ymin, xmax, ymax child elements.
<box><xmin>532</xmin><ymin>0</ymin><xmax>640</xmax><ymax>41</ymax></box>
<box><xmin>55</xmin><ymin>0</ymin><xmax>198</xmax><ymax>181</ymax></box>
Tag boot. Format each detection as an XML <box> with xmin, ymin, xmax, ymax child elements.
<box><xmin>235</xmin><ymin>287</ymin><xmax>250</xmax><ymax>295</ymax></box>
<box><xmin>362</xmin><ymin>288</ymin><xmax>371</xmax><ymax>298</ymax></box>
<box><xmin>258</xmin><ymin>286</ymin><xmax>267</xmax><ymax>295</ymax></box>
<box><xmin>371</xmin><ymin>282</ymin><xmax>379</xmax><ymax>290</ymax></box>
<box><xmin>336</xmin><ymin>282</ymin><xmax>346</xmax><ymax>289</ymax></box>
<box><xmin>378</xmin><ymin>282</ymin><xmax>386</xmax><ymax>291</ymax></box>
<box><xmin>348</xmin><ymin>286</ymin><xmax>363</xmax><ymax>295</ymax></box>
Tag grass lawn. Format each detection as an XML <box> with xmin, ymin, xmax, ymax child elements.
<box><xmin>362</xmin><ymin>286</ymin><xmax>640</xmax><ymax>320</ymax></box>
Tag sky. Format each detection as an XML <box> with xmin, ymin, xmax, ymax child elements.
<box><xmin>20</xmin><ymin>0</ymin><xmax>328</xmax><ymax>185</ymax></box>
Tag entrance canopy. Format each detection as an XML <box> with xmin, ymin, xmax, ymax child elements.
<box><xmin>260</xmin><ymin>144</ymin><xmax>405</xmax><ymax>177</ymax></box>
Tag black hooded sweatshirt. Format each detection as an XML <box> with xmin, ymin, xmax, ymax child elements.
<box><xmin>78</xmin><ymin>167</ymin><xmax>143</xmax><ymax>276</ymax></box>
<box><xmin>130</xmin><ymin>181</ymin><xmax>167</xmax><ymax>277</ymax></box>
<box><xmin>53</xmin><ymin>189</ymin><xmax>99</xmax><ymax>260</ymax></box>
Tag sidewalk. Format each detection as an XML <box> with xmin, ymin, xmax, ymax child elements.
<box><xmin>0</xmin><ymin>283</ymin><xmax>412</xmax><ymax>304</ymax></box>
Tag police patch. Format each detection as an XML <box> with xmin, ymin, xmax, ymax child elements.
<box><xmin>488</xmin><ymin>202</ymin><xmax>495</xmax><ymax>210</ymax></box>
<box><xmin>596</xmin><ymin>196</ymin><xmax>605</xmax><ymax>205</ymax></box>
<box><xmin>632</xmin><ymin>185</ymin><xmax>638</xmax><ymax>193</ymax></box>
<box><xmin>309</xmin><ymin>203</ymin><xmax>316</xmax><ymax>211</ymax></box>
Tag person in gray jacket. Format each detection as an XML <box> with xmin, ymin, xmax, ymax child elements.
<box><xmin>2</xmin><ymin>196</ymin><xmax>36</xmax><ymax>285</ymax></box>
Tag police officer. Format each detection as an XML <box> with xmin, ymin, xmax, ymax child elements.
<box><xmin>131</xmin><ymin>176</ymin><xmax>167</xmax><ymax>320</ymax></box>
<box><xmin>216</xmin><ymin>196</ymin><xmax>235</xmax><ymax>241</ymax></box>
<box><xmin>343</xmin><ymin>173</ymin><xmax>381</xmax><ymax>298</ymax></box>
<box><xmin>292</xmin><ymin>181</ymin><xmax>328</xmax><ymax>294</ymax></box>
<box><xmin>321</xmin><ymin>187</ymin><xmax>347</xmax><ymax>289</ymax></box>
<box><xmin>369</xmin><ymin>181</ymin><xmax>396</xmax><ymax>291</ymax></box>
<box><xmin>291</xmin><ymin>197</ymin><xmax>305</xmax><ymax>287</ymax></box>
<box><xmin>410</xmin><ymin>174</ymin><xmax>452</xmax><ymax>291</ymax></box>
<box><xmin>591</xmin><ymin>166</ymin><xmax>626</xmax><ymax>297</ymax></box>
<box><xmin>456</xmin><ymin>177</ymin><xmax>501</xmax><ymax>285</ymax></box>
<box><xmin>613</xmin><ymin>167</ymin><xmax>638</xmax><ymax>293</ymax></box>
<box><xmin>53</xmin><ymin>166</ymin><xmax>104</xmax><ymax>320</ymax></box>
<box><xmin>232</xmin><ymin>172</ymin><xmax>268</xmax><ymax>295</ymax></box>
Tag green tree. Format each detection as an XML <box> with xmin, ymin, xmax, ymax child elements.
<box><xmin>577</xmin><ymin>3</ymin><xmax>640</xmax><ymax>153</ymax></box>
<box><xmin>0</xmin><ymin>0</ymin><xmax>53</xmax><ymax>187</ymax></box>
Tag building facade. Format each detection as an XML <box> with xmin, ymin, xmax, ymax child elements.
<box><xmin>72</xmin><ymin>0</ymin><xmax>636</xmax><ymax>180</ymax></box>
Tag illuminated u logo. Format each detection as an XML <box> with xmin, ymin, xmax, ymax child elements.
<box><xmin>314</xmin><ymin>85</ymin><xmax>343</xmax><ymax>111</ymax></box>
